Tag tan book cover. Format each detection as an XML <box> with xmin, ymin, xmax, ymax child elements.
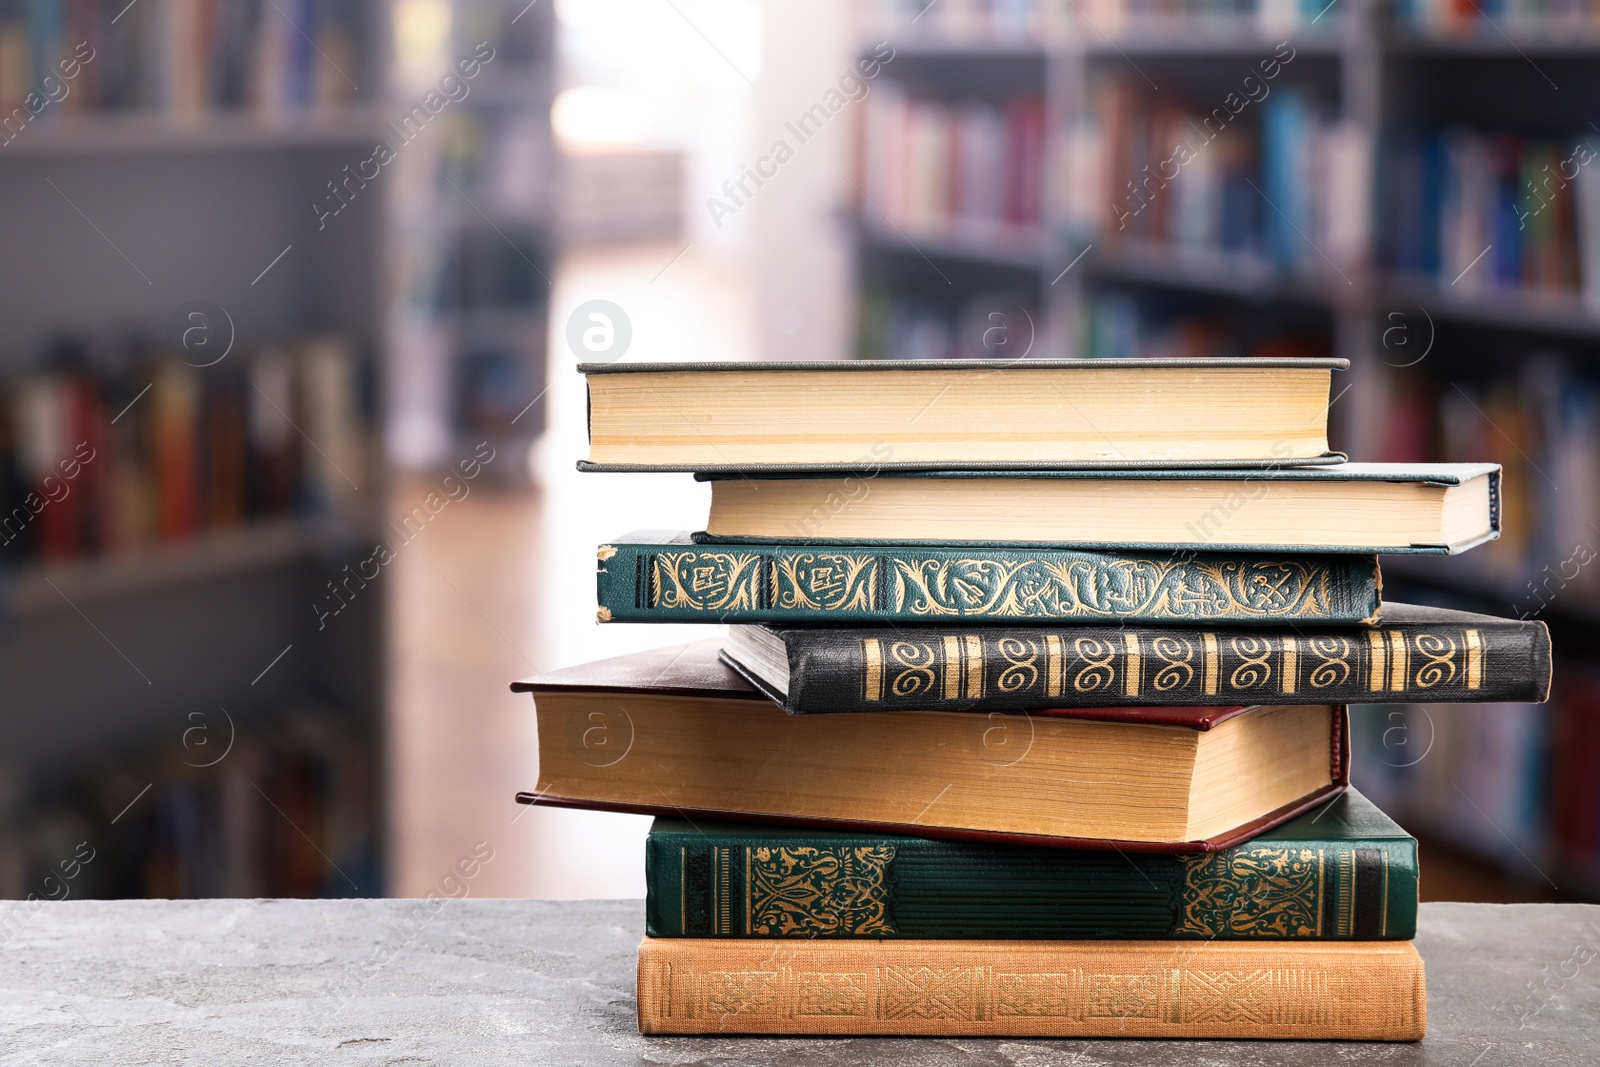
<box><xmin>637</xmin><ymin>937</ymin><xmax>1425</xmax><ymax>1040</ymax></box>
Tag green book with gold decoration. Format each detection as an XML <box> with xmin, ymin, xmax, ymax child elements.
<box><xmin>644</xmin><ymin>788</ymin><xmax>1416</xmax><ymax>941</ymax></box>
<box><xmin>596</xmin><ymin>530</ymin><xmax>1383</xmax><ymax>626</ymax></box>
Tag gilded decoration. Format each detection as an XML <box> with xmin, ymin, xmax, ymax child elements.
<box><xmin>646</xmin><ymin>549</ymin><xmax>1355</xmax><ymax>620</ymax></box>
<box><xmin>747</xmin><ymin>845</ymin><xmax>896</xmax><ymax>936</ymax></box>
<box><xmin>1176</xmin><ymin>847</ymin><xmax>1323</xmax><ymax>938</ymax></box>
<box><xmin>888</xmin><ymin>556</ymin><xmax>1341</xmax><ymax>620</ymax></box>
<box><xmin>880</xmin><ymin>966</ymin><xmax>984</xmax><ymax>1020</ymax></box>
<box><xmin>651</xmin><ymin>551</ymin><xmax>763</xmax><ymax>612</ymax></box>
<box><xmin>794</xmin><ymin>971</ymin><xmax>871</xmax><ymax>1016</ymax></box>
<box><xmin>1084</xmin><ymin>973</ymin><xmax>1160</xmax><ymax>1018</ymax></box>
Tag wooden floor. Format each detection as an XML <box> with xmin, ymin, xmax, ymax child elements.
<box><xmin>385</xmin><ymin>241</ymin><xmax>751</xmax><ymax>898</ymax></box>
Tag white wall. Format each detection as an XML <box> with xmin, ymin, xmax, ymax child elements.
<box><xmin>745</xmin><ymin>0</ymin><xmax>855</xmax><ymax>362</ymax></box>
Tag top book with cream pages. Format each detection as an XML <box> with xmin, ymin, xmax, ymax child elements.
<box><xmin>577</xmin><ymin>358</ymin><xmax>1349</xmax><ymax>472</ymax></box>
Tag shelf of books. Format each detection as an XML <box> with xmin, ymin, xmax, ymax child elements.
<box><xmin>0</xmin><ymin>0</ymin><xmax>391</xmax><ymax>898</ymax></box>
<box><xmin>849</xmin><ymin>0</ymin><xmax>1600</xmax><ymax>898</ymax></box>
<box><xmin>387</xmin><ymin>0</ymin><xmax>555</xmax><ymax>473</ymax></box>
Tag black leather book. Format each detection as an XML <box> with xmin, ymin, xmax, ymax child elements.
<box><xmin>722</xmin><ymin>602</ymin><xmax>1551</xmax><ymax>713</ymax></box>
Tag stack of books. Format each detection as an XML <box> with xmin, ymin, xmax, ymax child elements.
<box><xmin>514</xmin><ymin>357</ymin><xmax>1552</xmax><ymax>1040</ymax></box>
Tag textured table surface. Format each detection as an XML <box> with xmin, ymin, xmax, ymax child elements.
<box><xmin>0</xmin><ymin>899</ymin><xmax>1595</xmax><ymax>1065</ymax></box>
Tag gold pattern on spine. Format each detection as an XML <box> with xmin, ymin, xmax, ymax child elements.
<box><xmin>1387</xmin><ymin>631</ymin><xmax>1408</xmax><ymax>692</ymax></box>
<box><xmin>1335</xmin><ymin>852</ymin><xmax>1355</xmax><ymax>937</ymax></box>
<box><xmin>745</xmin><ymin>847</ymin><xmax>752</xmax><ymax>937</ymax></box>
<box><xmin>1045</xmin><ymin>635</ymin><xmax>1063</xmax><ymax>697</ymax></box>
<box><xmin>942</xmin><ymin>636</ymin><xmax>962</xmax><ymax>701</ymax></box>
<box><xmin>721</xmin><ymin>848</ymin><xmax>732</xmax><ymax>935</ymax></box>
<box><xmin>964</xmin><ymin>636</ymin><xmax>985</xmax><ymax>699</ymax></box>
<box><xmin>1203</xmin><ymin>634</ymin><xmax>1219</xmax><ymax>696</ymax></box>
<box><xmin>864</xmin><ymin>639</ymin><xmax>883</xmax><ymax>702</ymax></box>
<box><xmin>1176</xmin><ymin>847</ymin><xmax>1325</xmax><ymax>937</ymax></box>
<box><xmin>640</xmin><ymin>945</ymin><xmax>1419</xmax><ymax>1034</ymax></box>
<box><xmin>1123</xmin><ymin>633</ymin><xmax>1142</xmax><ymax>697</ymax></box>
<box><xmin>1367</xmin><ymin>631</ymin><xmax>1387</xmax><ymax>692</ymax></box>
<box><xmin>1381</xmin><ymin>852</ymin><xmax>1389</xmax><ymax>937</ymax></box>
<box><xmin>1316</xmin><ymin>851</ymin><xmax>1324</xmax><ymax>936</ymax></box>
<box><xmin>1465</xmin><ymin>629</ymin><xmax>1482</xmax><ymax>689</ymax></box>
<box><xmin>1281</xmin><ymin>637</ymin><xmax>1298</xmax><ymax>694</ymax></box>
<box><xmin>746</xmin><ymin>845</ymin><xmax>895</xmax><ymax>936</ymax></box>
<box><xmin>707</xmin><ymin>848</ymin><xmax>717</xmax><ymax>936</ymax></box>
<box><xmin>646</xmin><ymin>552</ymin><xmax>1360</xmax><ymax>621</ymax></box>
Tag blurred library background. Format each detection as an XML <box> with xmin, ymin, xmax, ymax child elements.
<box><xmin>2</xmin><ymin>0</ymin><xmax>1598</xmax><ymax>905</ymax></box>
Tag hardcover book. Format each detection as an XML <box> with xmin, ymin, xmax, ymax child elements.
<box><xmin>513</xmin><ymin>640</ymin><xmax>1349</xmax><ymax>852</ymax></box>
<box><xmin>579</xmin><ymin>357</ymin><xmax>1347</xmax><ymax>471</ymax></box>
<box><xmin>597</xmin><ymin>530</ymin><xmax>1383</xmax><ymax>626</ymax></box>
<box><xmin>644</xmin><ymin>788</ymin><xmax>1417</xmax><ymax>940</ymax></box>
<box><xmin>636</xmin><ymin>937</ymin><xmax>1427</xmax><ymax>1039</ymax></box>
<box><xmin>721</xmin><ymin>601</ymin><xmax>1551</xmax><ymax>714</ymax></box>
<box><xmin>700</xmin><ymin>462</ymin><xmax>1500</xmax><ymax>553</ymax></box>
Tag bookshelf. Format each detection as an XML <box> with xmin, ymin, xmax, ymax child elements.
<box><xmin>387</xmin><ymin>0</ymin><xmax>555</xmax><ymax>476</ymax></box>
<box><xmin>852</xmin><ymin>0</ymin><xmax>1600</xmax><ymax>899</ymax></box>
<box><xmin>0</xmin><ymin>1</ymin><xmax>393</xmax><ymax>898</ymax></box>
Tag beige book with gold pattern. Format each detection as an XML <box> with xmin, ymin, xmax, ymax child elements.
<box><xmin>637</xmin><ymin>936</ymin><xmax>1426</xmax><ymax>1039</ymax></box>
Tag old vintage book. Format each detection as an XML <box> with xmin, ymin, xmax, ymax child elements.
<box><xmin>635</xmin><ymin>936</ymin><xmax>1427</xmax><ymax>1038</ymax></box>
<box><xmin>579</xmin><ymin>358</ymin><xmax>1347</xmax><ymax>471</ymax></box>
<box><xmin>597</xmin><ymin>530</ymin><xmax>1383</xmax><ymax>626</ymax></box>
<box><xmin>644</xmin><ymin>788</ymin><xmax>1417</xmax><ymax>940</ymax></box>
<box><xmin>700</xmin><ymin>462</ymin><xmax>1500</xmax><ymax>553</ymax></box>
<box><xmin>722</xmin><ymin>602</ymin><xmax>1551</xmax><ymax>714</ymax></box>
<box><xmin>513</xmin><ymin>640</ymin><xmax>1348</xmax><ymax>851</ymax></box>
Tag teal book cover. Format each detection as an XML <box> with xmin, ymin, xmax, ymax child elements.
<box><xmin>644</xmin><ymin>789</ymin><xmax>1417</xmax><ymax>940</ymax></box>
<box><xmin>596</xmin><ymin>530</ymin><xmax>1381</xmax><ymax>626</ymax></box>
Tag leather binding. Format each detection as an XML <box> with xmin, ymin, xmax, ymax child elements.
<box><xmin>635</xmin><ymin>936</ymin><xmax>1427</xmax><ymax>1039</ymax></box>
<box><xmin>643</xmin><ymin>787</ymin><xmax>1419</xmax><ymax>940</ymax></box>
<box><xmin>722</xmin><ymin>602</ymin><xmax>1551</xmax><ymax>714</ymax></box>
<box><xmin>511</xmin><ymin>639</ymin><xmax>1352</xmax><ymax>854</ymax></box>
<box><xmin>596</xmin><ymin>530</ymin><xmax>1383</xmax><ymax>626</ymax></box>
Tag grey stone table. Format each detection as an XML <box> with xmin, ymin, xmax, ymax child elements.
<box><xmin>0</xmin><ymin>899</ymin><xmax>1595</xmax><ymax>1065</ymax></box>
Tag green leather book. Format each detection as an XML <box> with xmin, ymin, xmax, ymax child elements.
<box><xmin>596</xmin><ymin>530</ymin><xmax>1382</xmax><ymax>626</ymax></box>
<box><xmin>644</xmin><ymin>788</ymin><xmax>1417</xmax><ymax>940</ymax></box>
<box><xmin>723</xmin><ymin>601</ymin><xmax>1551</xmax><ymax>712</ymax></box>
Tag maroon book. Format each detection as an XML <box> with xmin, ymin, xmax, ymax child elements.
<box><xmin>512</xmin><ymin>640</ymin><xmax>1349</xmax><ymax>853</ymax></box>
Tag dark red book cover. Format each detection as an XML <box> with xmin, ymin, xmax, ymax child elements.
<box><xmin>511</xmin><ymin>640</ymin><xmax>1349</xmax><ymax>854</ymax></box>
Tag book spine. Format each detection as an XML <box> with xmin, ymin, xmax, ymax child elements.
<box><xmin>635</xmin><ymin>937</ymin><xmax>1427</xmax><ymax>1038</ymax></box>
<box><xmin>645</xmin><ymin>831</ymin><xmax>1417</xmax><ymax>940</ymax></box>
<box><xmin>782</xmin><ymin>620</ymin><xmax>1549</xmax><ymax>713</ymax></box>
<box><xmin>596</xmin><ymin>539</ymin><xmax>1381</xmax><ymax>625</ymax></box>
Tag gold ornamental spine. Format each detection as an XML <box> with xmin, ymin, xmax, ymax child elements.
<box><xmin>636</xmin><ymin>937</ymin><xmax>1426</xmax><ymax>1040</ymax></box>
